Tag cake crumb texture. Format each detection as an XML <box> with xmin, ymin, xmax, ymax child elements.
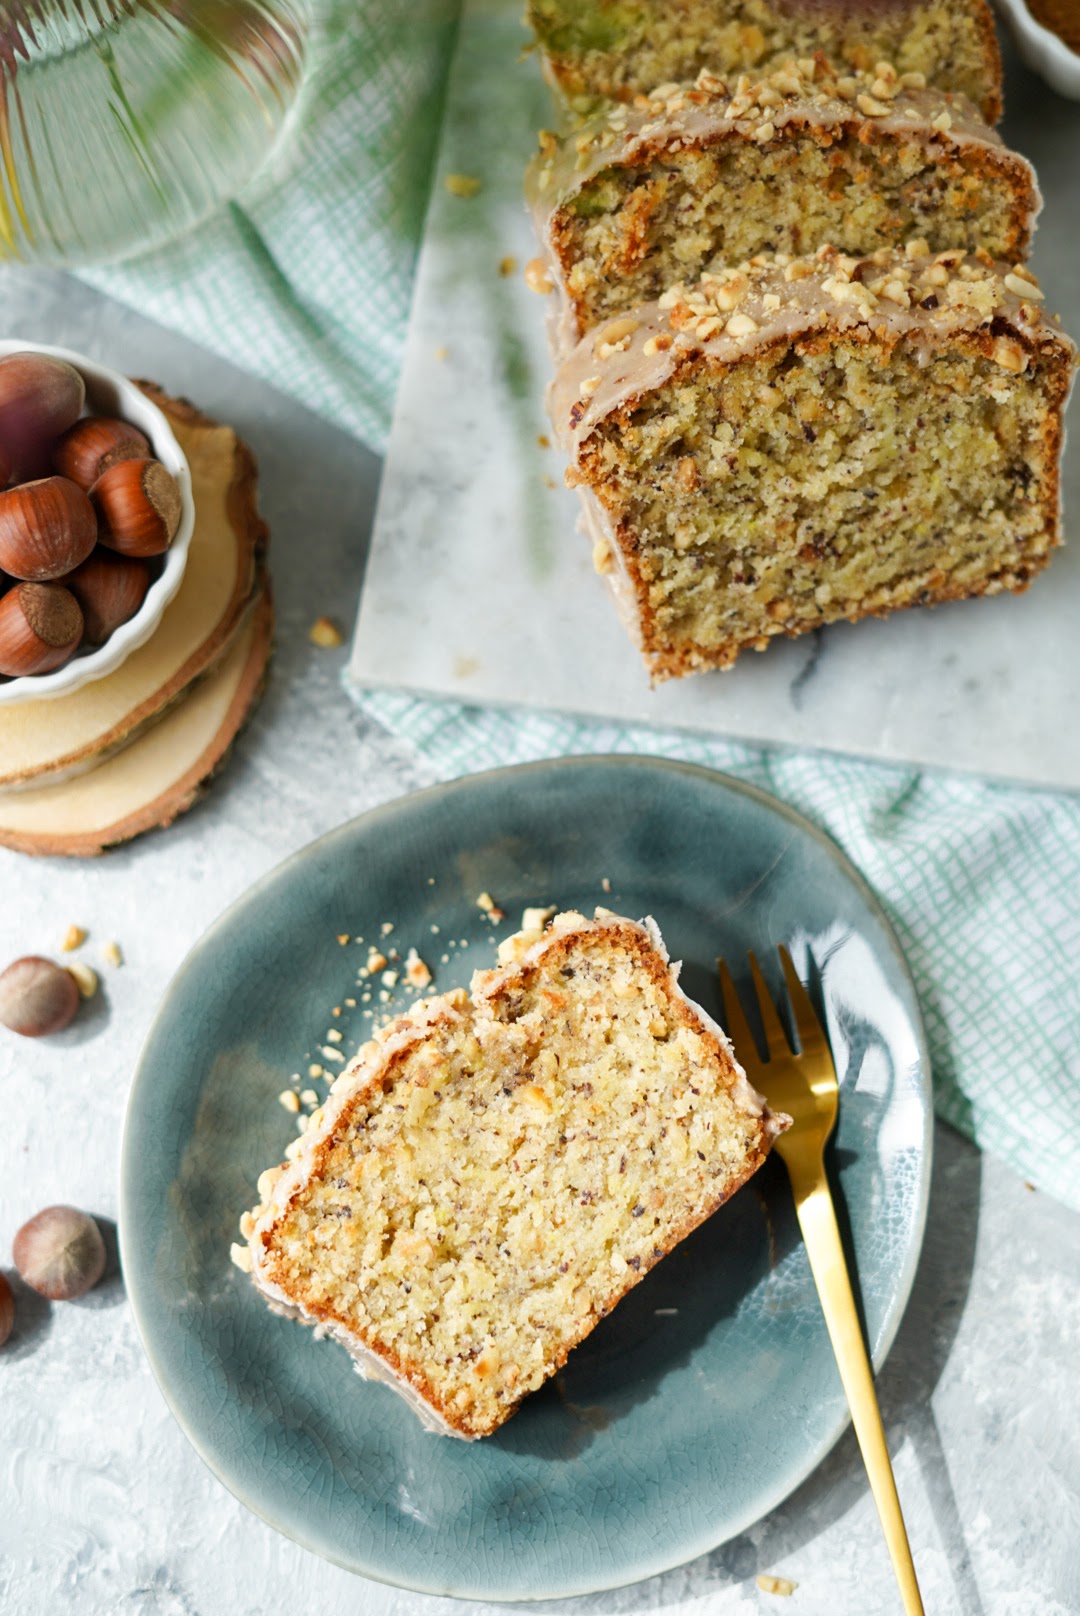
<box><xmin>247</xmin><ymin>912</ymin><xmax>780</xmax><ymax>1437</ymax></box>
<box><xmin>528</xmin><ymin>0</ymin><xmax>1003</xmax><ymax>122</ymax></box>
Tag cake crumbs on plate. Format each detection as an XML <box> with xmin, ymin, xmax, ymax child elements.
<box><xmin>278</xmin><ymin>1089</ymin><xmax>300</xmax><ymax>1113</ymax></box>
<box><xmin>405</xmin><ymin>947</ymin><xmax>432</xmax><ymax>988</ymax></box>
<box><xmin>499</xmin><ymin>255</ymin><xmax>517</xmax><ymax>276</ymax></box>
<box><xmin>101</xmin><ymin>940</ymin><xmax>123</xmax><ymax>967</ymax></box>
<box><xmin>477</xmin><ymin>891</ymin><xmax>506</xmax><ymax>922</ymax></box>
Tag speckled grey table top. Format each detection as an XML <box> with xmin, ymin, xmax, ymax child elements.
<box><xmin>1</xmin><ymin>269</ymin><xmax>1078</xmax><ymax>1616</ymax></box>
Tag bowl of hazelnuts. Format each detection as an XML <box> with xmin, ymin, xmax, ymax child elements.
<box><xmin>0</xmin><ymin>340</ymin><xmax>194</xmax><ymax>704</ymax></box>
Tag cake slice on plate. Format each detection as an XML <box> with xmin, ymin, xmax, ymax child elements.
<box><xmin>549</xmin><ymin>247</ymin><xmax>1075</xmax><ymax>681</ymax></box>
<box><xmin>527</xmin><ymin>0</ymin><xmax>1003</xmax><ymax>122</ymax></box>
<box><xmin>239</xmin><ymin>909</ymin><xmax>786</xmax><ymax>1439</ymax></box>
<box><xmin>528</xmin><ymin>59</ymin><xmax>1038</xmax><ymax>347</ymax></box>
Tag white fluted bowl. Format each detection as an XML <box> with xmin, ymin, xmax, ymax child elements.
<box><xmin>0</xmin><ymin>340</ymin><xmax>194</xmax><ymax>705</ymax></box>
<box><xmin>995</xmin><ymin>0</ymin><xmax>1080</xmax><ymax>98</ymax></box>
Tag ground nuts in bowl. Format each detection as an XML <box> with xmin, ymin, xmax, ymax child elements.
<box><xmin>0</xmin><ymin>340</ymin><xmax>194</xmax><ymax>705</ymax></box>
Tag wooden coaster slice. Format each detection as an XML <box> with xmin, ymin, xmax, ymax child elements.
<box><xmin>0</xmin><ymin>384</ymin><xmax>266</xmax><ymax>792</ymax></box>
<box><xmin>0</xmin><ymin>588</ymin><xmax>273</xmax><ymax>857</ymax></box>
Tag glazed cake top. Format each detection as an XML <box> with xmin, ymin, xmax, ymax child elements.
<box><xmin>549</xmin><ymin>246</ymin><xmax>1075</xmax><ymax>458</ymax></box>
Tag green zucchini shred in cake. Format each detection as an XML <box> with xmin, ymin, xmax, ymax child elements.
<box><xmin>549</xmin><ymin>247</ymin><xmax>1075</xmax><ymax>681</ymax></box>
<box><xmin>527</xmin><ymin>0</ymin><xmax>1003</xmax><ymax>122</ymax></box>
<box><xmin>241</xmin><ymin>910</ymin><xmax>786</xmax><ymax>1438</ymax></box>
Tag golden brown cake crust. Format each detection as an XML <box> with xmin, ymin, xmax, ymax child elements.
<box><xmin>246</xmin><ymin>912</ymin><xmax>785</xmax><ymax>1438</ymax></box>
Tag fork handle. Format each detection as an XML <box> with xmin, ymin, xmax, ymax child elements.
<box><xmin>790</xmin><ymin>1172</ymin><xmax>925</xmax><ymax>1615</ymax></box>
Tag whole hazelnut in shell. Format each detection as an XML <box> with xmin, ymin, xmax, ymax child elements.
<box><xmin>91</xmin><ymin>458</ymin><xmax>181</xmax><ymax>557</ymax></box>
<box><xmin>13</xmin><ymin>1206</ymin><xmax>106</xmax><ymax>1300</ymax></box>
<box><xmin>0</xmin><ymin>475</ymin><xmax>97</xmax><ymax>581</ymax></box>
<box><xmin>53</xmin><ymin>415</ymin><xmax>151</xmax><ymax>491</ymax></box>
<box><xmin>66</xmin><ymin>549</ymin><xmax>151</xmax><ymax>644</ymax></box>
<box><xmin>0</xmin><ymin>955</ymin><xmax>80</xmax><ymax>1036</ymax></box>
<box><xmin>0</xmin><ymin>352</ymin><xmax>85</xmax><ymax>482</ymax></box>
<box><xmin>0</xmin><ymin>582</ymin><xmax>83</xmax><ymax>676</ymax></box>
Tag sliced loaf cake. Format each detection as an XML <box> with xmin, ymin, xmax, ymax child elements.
<box><xmin>528</xmin><ymin>59</ymin><xmax>1038</xmax><ymax>346</ymax></box>
<box><xmin>550</xmin><ymin>248</ymin><xmax>1075</xmax><ymax>680</ymax></box>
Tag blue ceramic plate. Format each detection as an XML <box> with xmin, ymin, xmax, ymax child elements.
<box><xmin>120</xmin><ymin>757</ymin><xmax>931</xmax><ymax>1600</ymax></box>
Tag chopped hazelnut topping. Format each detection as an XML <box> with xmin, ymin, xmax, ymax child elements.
<box><xmin>991</xmin><ymin>336</ymin><xmax>1028</xmax><ymax>373</ymax></box>
<box><xmin>856</xmin><ymin>93</ymin><xmax>890</xmax><ymax>117</ymax></box>
<box><xmin>278</xmin><ymin>1089</ymin><xmax>300</xmax><ymax>1113</ymax></box>
<box><xmin>593</xmin><ymin>315</ymin><xmax>640</xmax><ymax>354</ymax></box>
<box><xmin>101</xmin><ymin>941</ymin><xmax>123</xmax><ymax>968</ymax></box>
<box><xmin>725</xmin><ymin>312</ymin><xmax>759</xmax><ymax>337</ymax></box>
<box><xmin>62</xmin><ymin>925</ymin><xmax>87</xmax><ymax>953</ymax></box>
<box><xmin>1005</xmin><ymin>271</ymin><xmax>1044</xmax><ymax>300</ymax></box>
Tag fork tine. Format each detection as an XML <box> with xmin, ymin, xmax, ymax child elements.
<box><xmin>778</xmin><ymin>945</ymin><xmax>828</xmax><ymax>1056</ymax></box>
<box><xmin>748</xmin><ymin>950</ymin><xmax>795</xmax><ymax>1059</ymax></box>
<box><xmin>717</xmin><ymin>958</ymin><xmax>763</xmax><ymax>1064</ymax></box>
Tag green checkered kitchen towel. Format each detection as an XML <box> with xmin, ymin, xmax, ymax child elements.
<box><xmin>88</xmin><ymin>1</ymin><xmax>1080</xmax><ymax>1210</ymax></box>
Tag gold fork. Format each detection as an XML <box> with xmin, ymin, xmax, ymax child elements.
<box><xmin>718</xmin><ymin>946</ymin><xmax>925</xmax><ymax>1616</ymax></box>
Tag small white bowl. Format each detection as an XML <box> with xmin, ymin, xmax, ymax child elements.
<box><xmin>0</xmin><ymin>339</ymin><xmax>194</xmax><ymax>706</ymax></box>
<box><xmin>995</xmin><ymin>0</ymin><xmax>1080</xmax><ymax>99</ymax></box>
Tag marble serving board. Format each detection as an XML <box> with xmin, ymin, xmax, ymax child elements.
<box><xmin>350</xmin><ymin>1</ymin><xmax>1080</xmax><ymax>792</ymax></box>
